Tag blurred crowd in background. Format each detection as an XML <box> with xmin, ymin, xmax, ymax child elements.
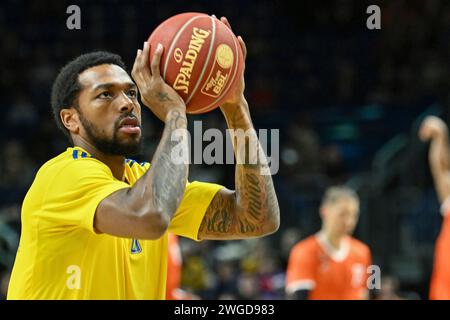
<box><xmin>0</xmin><ymin>0</ymin><xmax>449</xmax><ymax>299</ymax></box>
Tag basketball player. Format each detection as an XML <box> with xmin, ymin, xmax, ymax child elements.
<box><xmin>419</xmin><ymin>115</ymin><xmax>450</xmax><ymax>299</ymax></box>
<box><xmin>285</xmin><ymin>186</ymin><xmax>371</xmax><ymax>300</ymax></box>
<box><xmin>166</xmin><ymin>233</ymin><xmax>199</xmax><ymax>300</ymax></box>
<box><xmin>7</xmin><ymin>17</ymin><xmax>279</xmax><ymax>299</ymax></box>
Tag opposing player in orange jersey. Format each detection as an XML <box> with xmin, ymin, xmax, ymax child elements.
<box><xmin>166</xmin><ymin>233</ymin><xmax>183</xmax><ymax>300</ymax></box>
<box><xmin>285</xmin><ymin>186</ymin><xmax>372</xmax><ymax>300</ymax></box>
<box><xmin>166</xmin><ymin>233</ymin><xmax>199</xmax><ymax>300</ymax></box>
<box><xmin>419</xmin><ymin>116</ymin><xmax>450</xmax><ymax>300</ymax></box>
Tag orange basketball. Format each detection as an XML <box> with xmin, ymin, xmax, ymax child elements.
<box><xmin>147</xmin><ymin>12</ymin><xmax>244</xmax><ymax>114</ymax></box>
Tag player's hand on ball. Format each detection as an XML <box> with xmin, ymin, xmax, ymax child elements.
<box><xmin>419</xmin><ymin>116</ymin><xmax>448</xmax><ymax>142</ymax></box>
<box><xmin>132</xmin><ymin>41</ymin><xmax>186</xmax><ymax>122</ymax></box>
<box><xmin>218</xmin><ymin>16</ymin><xmax>247</xmax><ymax>108</ymax></box>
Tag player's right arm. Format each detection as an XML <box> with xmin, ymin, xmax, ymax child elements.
<box><xmin>419</xmin><ymin>116</ymin><xmax>450</xmax><ymax>203</ymax></box>
<box><xmin>285</xmin><ymin>241</ymin><xmax>317</xmax><ymax>300</ymax></box>
<box><xmin>95</xmin><ymin>42</ymin><xmax>189</xmax><ymax>240</ymax></box>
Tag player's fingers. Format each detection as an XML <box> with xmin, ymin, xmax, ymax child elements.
<box><xmin>141</xmin><ymin>41</ymin><xmax>150</xmax><ymax>66</ymax></box>
<box><xmin>418</xmin><ymin>125</ymin><xmax>426</xmax><ymax>138</ymax></box>
<box><xmin>133</xmin><ymin>42</ymin><xmax>152</xmax><ymax>86</ymax></box>
<box><xmin>419</xmin><ymin>128</ymin><xmax>430</xmax><ymax>141</ymax></box>
<box><xmin>131</xmin><ymin>49</ymin><xmax>143</xmax><ymax>80</ymax></box>
<box><xmin>238</xmin><ymin>36</ymin><xmax>247</xmax><ymax>61</ymax></box>
<box><xmin>140</xmin><ymin>42</ymin><xmax>152</xmax><ymax>79</ymax></box>
<box><xmin>150</xmin><ymin>43</ymin><xmax>163</xmax><ymax>78</ymax></box>
<box><xmin>132</xmin><ymin>44</ymin><xmax>154</xmax><ymax>103</ymax></box>
<box><xmin>131</xmin><ymin>49</ymin><xmax>140</xmax><ymax>73</ymax></box>
<box><xmin>220</xmin><ymin>16</ymin><xmax>232</xmax><ymax>31</ymax></box>
<box><xmin>420</xmin><ymin>124</ymin><xmax>435</xmax><ymax>140</ymax></box>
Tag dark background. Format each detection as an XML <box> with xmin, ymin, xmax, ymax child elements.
<box><xmin>0</xmin><ymin>0</ymin><xmax>449</xmax><ymax>299</ymax></box>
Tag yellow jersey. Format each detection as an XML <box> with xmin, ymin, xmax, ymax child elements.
<box><xmin>7</xmin><ymin>146</ymin><xmax>223</xmax><ymax>299</ymax></box>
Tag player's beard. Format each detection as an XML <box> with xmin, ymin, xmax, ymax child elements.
<box><xmin>78</xmin><ymin>111</ymin><xmax>143</xmax><ymax>157</ymax></box>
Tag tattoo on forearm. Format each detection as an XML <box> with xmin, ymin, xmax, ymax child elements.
<box><xmin>246</xmin><ymin>173</ymin><xmax>264</xmax><ymax>220</ymax></box>
<box><xmin>169</xmin><ymin>109</ymin><xmax>186</xmax><ymax>130</ymax></box>
<box><xmin>198</xmin><ymin>104</ymin><xmax>279</xmax><ymax>239</ymax></box>
<box><xmin>199</xmin><ymin>128</ymin><xmax>279</xmax><ymax>239</ymax></box>
<box><xmin>264</xmin><ymin>173</ymin><xmax>279</xmax><ymax>225</ymax></box>
<box><xmin>150</xmin><ymin>110</ymin><xmax>188</xmax><ymax>218</ymax></box>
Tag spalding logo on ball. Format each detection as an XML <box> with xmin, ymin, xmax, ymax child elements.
<box><xmin>148</xmin><ymin>12</ymin><xmax>244</xmax><ymax>114</ymax></box>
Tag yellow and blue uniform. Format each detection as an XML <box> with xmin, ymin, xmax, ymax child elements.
<box><xmin>7</xmin><ymin>146</ymin><xmax>223</xmax><ymax>299</ymax></box>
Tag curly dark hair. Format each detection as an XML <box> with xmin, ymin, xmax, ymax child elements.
<box><xmin>50</xmin><ymin>51</ymin><xmax>127</xmax><ymax>140</ymax></box>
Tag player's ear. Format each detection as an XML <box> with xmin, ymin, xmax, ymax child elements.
<box><xmin>60</xmin><ymin>107</ymin><xmax>80</xmax><ymax>134</ymax></box>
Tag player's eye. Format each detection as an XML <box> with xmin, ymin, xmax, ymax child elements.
<box><xmin>127</xmin><ymin>89</ymin><xmax>137</xmax><ymax>99</ymax></box>
<box><xmin>97</xmin><ymin>91</ymin><xmax>112</xmax><ymax>99</ymax></box>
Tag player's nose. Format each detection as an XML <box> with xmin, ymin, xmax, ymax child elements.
<box><xmin>118</xmin><ymin>92</ymin><xmax>135</xmax><ymax>113</ymax></box>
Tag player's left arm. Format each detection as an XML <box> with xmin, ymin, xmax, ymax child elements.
<box><xmin>419</xmin><ymin>116</ymin><xmax>450</xmax><ymax>204</ymax></box>
<box><xmin>198</xmin><ymin>17</ymin><xmax>280</xmax><ymax>240</ymax></box>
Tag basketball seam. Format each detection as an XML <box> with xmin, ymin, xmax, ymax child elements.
<box><xmin>185</xmin><ymin>16</ymin><xmax>216</xmax><ymax>105</ymax></box>
<box><xmin>193</xmin><ymin>27</ymin><xmax>240</xmax><ymax>113</ymax></box>
<box><xmin>163</xmin><ymin>15</ymin><xmax>203</xmax><ymax>79</ymax></box>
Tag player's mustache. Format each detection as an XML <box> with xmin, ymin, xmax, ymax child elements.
<box><xmin>115</xmin><ymin>113</ymin><xmax>140</xmax><ymax>128</ymax></box>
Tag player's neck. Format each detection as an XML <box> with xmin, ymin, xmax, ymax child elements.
<box><xmin>95</xmin><ymin>153</ymin><xmax>126</xmax><ymax>181</ymax></box>
<box><xmin>73</xmin><ymin>141</ymin><xmax>126</xmax><ymax>181</ymax></box>
<box><xmin>321</xmin><ymin>230</ymin><xmax>345</xmax><ymax>250</ymax></box>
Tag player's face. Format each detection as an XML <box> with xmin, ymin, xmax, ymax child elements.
<box><xmin>325</xmin><ymin>198</ymin><xmax>359</xmax><ymax>236</ymax></box>
<box><xmin>76</xmin><ymin>64</ymin><xmax>143</xmax><ymax>156</ymax></box>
